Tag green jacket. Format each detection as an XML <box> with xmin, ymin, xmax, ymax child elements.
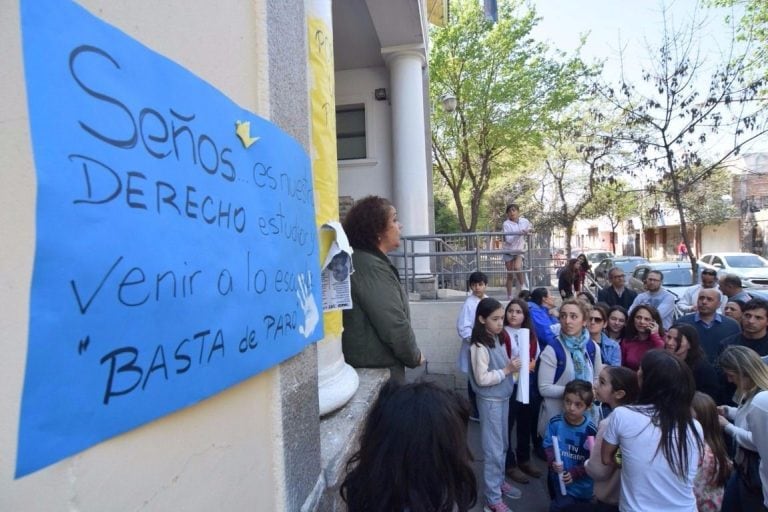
<box><xmin>342</xmin><ymin>248</ymin><xmax>422</xmax><ymax>371</ymax></box>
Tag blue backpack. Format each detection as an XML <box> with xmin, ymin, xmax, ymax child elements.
<box><xmin>531</xmin><ymin>338</ymin><xmax>597</xmax><ymax>402</ymax></box>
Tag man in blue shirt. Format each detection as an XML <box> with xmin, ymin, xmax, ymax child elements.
<box><xmin>678</xmin><ymin>288</ymin><xmax>740</xmax><ymax>364</ymax></box>
<box><xmin>628</xmin><ymin>270</ymin><xmax>677</xmax><ymax>330</ymax></box>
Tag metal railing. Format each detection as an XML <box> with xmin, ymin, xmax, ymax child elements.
<box><xmin>391</xmin><ymin>232</ymin><xmax>550</xmax><ymax>293</ymax></box>
<box><xmin>390</xmin><ymin>232</ymin><xmax>609</xmax><ymax>297</ymax></box>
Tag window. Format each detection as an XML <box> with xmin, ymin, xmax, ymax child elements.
<box><xmin>336</xmin><ymin>105</ymin><xmax>366</xmax><ymax>160</ymax></box>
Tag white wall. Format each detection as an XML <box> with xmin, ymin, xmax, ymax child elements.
<box><xmin>701</xmin><ymin>219</ymin><xmax>741</xmax><ymax>254</ymax></box>
<box><xmin>336</xmin><ymin>66</ymin><xmax>393</xmax><ymax>201</ymax></box>
<box><xmin>1</xmin><ymin>1</ymin><xmax>288</xmax><ymax>510</ymax></box>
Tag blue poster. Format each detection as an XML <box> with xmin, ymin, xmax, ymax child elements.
<box><xmin>17</xmin><ymin>0</ymin><xmax>322</xmax><ymax>477</ymax></box>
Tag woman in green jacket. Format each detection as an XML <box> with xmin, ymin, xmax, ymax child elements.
<box><xmin>341</xmin><ymin>196</ymin><xmax>425</xmax><ymax>381</ymax></box>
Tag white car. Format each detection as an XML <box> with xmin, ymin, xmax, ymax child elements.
<box><xmin>698</xmin><ymin>252</ymin><xmax>768</xmax><ymax>289</ymax></box>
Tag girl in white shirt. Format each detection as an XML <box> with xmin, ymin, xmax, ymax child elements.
<box><xmin>601</xmin><ymin>349</ymin><xmax>703</xmax><ymax>511</ymax></box>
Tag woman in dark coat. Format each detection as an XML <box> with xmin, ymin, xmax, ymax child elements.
<box><xmin>558</xmin><ymin>258</ymin><xmax>580</xmax><ymax>299</ymax></box>
<box><xmin>341</xmin><ymin>196</ymin><xmax>425</xmax><ymax>381</ymax></box>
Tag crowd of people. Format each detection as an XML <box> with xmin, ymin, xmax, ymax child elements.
<box><xmin>338</xmin><ymin>196</ymin><xmax>768</xmax><ymax>512</ymax></box>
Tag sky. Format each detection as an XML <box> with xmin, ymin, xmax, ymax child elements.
<box><xmin>529</xmin><ymin>0</ymin><xmax>767</xmax><ymax>155</ymax></box>
<box><xmin>531</xmin><ymin>0</ymin><xmax>741</xmax><ymax>81</ymax></box>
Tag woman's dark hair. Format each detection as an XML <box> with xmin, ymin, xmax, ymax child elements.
<box><xmin>606</xmin><ymin>306</ymin><xmax>628</xmax><ymax>338</ymax></box>
<box><xmin>471</xmin><ymin>298</ymin><xmax>503</xmax><ymax>349</ymax></box>
<box><xmin>504</xmin><ymin>298</ymin><xmax>539</xmax><ymax>347</ymax></box>
<box><xmin>576</xmin><ymin>253</ymin><xmax>592</xmax><ymax>271</ymax></box>
<box><xmin>668</xmin><ymin>323</ymin><xmax>705</xmax><ymax>366</ymax></box>
<box><xmin>624</xmin><ymin>304</ymin><xmax>665</xmax><ymax>339</ymax></box>
<box><xmin>691</xmin><ymin>391</ymin><xmax>731</xmax><ymax>488</ymax></box>
<box><xmin>340</xmin><ymin>380</ymin><xmax>477</xmax><ymax>511</ymax></box>
<box><xmin>634</xmin><ymin>350</ymin><xmax>702</xmax><ymax>479</ymax></box>
<box><xmin>561</xmin><ymin>258</ymin><xmax>579</xmax><ymax>282</ymax></box>
<box><xmin>603</xmin><ymin>366</ymin><xmax>639</xmax><ymax>405</ymax></box>
<box><xmin>530</xmin><ymin>287</ymin><xmax>549</xmax><ymax>306</ymax></box>
<box><xmin>343</xmin><ymin>195</ymin><xmax>393</xmax><ymax>251</ymax></box>
<box><xmin>726</xmin><ymin>299</ymin><xmax>746</xmax><ymax>312</ymax></box>
<box><xmin>517</xmin><ymin>289</ymin><xmax>531</xmax><ymax>301</ymax></box>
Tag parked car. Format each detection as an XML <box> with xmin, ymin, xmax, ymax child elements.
<box><xmin>627</xmin><ymin>262</ymin><xmax>698</xmax><ymax>300</ymax></box>
<box><xmin>698</xmin><ymin>252</ymin><xmax>768</xmax><ymax>289</ymax></box>
<box><xmin>571</xmin><ymin>250</ymin><xmax>615</xmax><ymax>266</ymax></box>
<box><xmin>593</xmin><ymin>256</ymin><xmax>650</xmax><ymax>287</ymax></box>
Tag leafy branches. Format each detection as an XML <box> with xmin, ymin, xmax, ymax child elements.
<box><xmin>429</xmin><ymin>0</ymin><xmax>593</xmax><ymax>232</ymax></box>
<box><xmin>594</xmin><ymin>3</ymin><xmax>768</xmax><ymax>271</ymax></box>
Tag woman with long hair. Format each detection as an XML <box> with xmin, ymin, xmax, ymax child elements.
<box><xmin>587</xmin><ymin>304</ymin><xmax>621</xmax><ymax>366</ymax></box>
<box><xmin>718</xmin><ymin>345</ymin><xmax>768</xmax><ymax>511</ymax></box>
<box><xmin>620</xmin><ymin>305</ymin><xmax>664</xmax><ymax>371</ymax></box>
<box><xmin>602</xmin><ymin>350</ymin><xmax>703</xmax><ymax>510</ymax></box>
<box><xmin>604</xmin><ymin>306</ymin><xmax>627</xmax><ymax>341</ymax></box>
<box><xmin>691</xmin><ymin>391</ymin><xmax>732</xmax><ymax>512</ymax></box>
<box><xmin>575</xmin><ymin>253</ymin><xmax>591</xmax><ymax>292</ymax></box>
<box><xmin>340</xmin><ymin>380</ymin><xmax>477</xmax><ymax>512</ymax></box>
<box><xmin>503</xmin><ymin>299</ymin><xmax>542</xmax><ymax>483</ymax></box>
<box><xmin>558</xmin><ymin>259</ymin><xmax>580</xmax><ymax>300</ymax></box>
<box><xmin>585</xmin><ymin>366</ymin><xmax>639</xmax><ymax>512</ymax></box>
<box><xmin>664</xmin><ymin>323</ymin><xmax>722</xmax><ymax>404</ymax></box>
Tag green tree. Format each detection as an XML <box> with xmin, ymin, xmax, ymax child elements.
<box><xmin>583</xmin><ymin>179</ymin><xmax>638</xmax><ymax>254</ymax></box>
<box><xmin>709</xmin><ymin>0</ymin><xmax>768</xmax><ymax>78</ymax></box>
<box><xmin>429</xmin><ymin>0</ymin><xmax>592</xmax><ymax>232</ymax></box>
<box><xmin>539</xmin><ymin>109</ymin><xmax>619</xmax><ymax>256</ymax></box>
<box><xmin>433</xmin><ymin>195</ymin><xmax>461</xmax><ymax>234</ymax></box>
<box><xmin>654</xmin><ymin>165</ymin><xmax>737</xmax><ymax>246</ymax></box>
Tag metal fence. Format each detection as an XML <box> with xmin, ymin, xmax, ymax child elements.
<box><xmin>392</xmin><ymin>232</ymin><xmax>564</xmax><ymax>293</ymax></box>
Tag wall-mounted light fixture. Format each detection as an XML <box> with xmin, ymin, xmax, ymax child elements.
<box><xmin>441</xmin><ymin>93</ymin><xmax>457</xmax><ymax>113</ymax></box>
<box><xmin>374</xmin><ymin>88</ymin><xmax>387</xmax><ymax>101</ymax></box>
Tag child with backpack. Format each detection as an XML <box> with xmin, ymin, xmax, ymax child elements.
<box><xmin>469</xmin><ymin>298</ymin><xmax>523</xmax><ymax>512</ymax></box>
<box><xmin>543</xmin><ymin>379</ymin><xmax>598</xmax><ymax>512</ymax></box>
<box><xmin>537</xmin><ymin>299</ymin><xmax>603</xmax><ymax>438</ymax></box>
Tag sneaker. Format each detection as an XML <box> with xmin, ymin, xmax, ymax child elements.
<box><xmin>519</xmin><ymin>461</ymin><xmax>543</xmax><ymax>478</ymax></box>
<box><xmin>505</xmin><ymin>466</ymin><xmax>530</xmax><ymax>484</ymax></box>
<box><xmin>484</xmin><ymin>501</ymin><xmax>512</xmax><ymax>512</ymax></box>
<box><xmin>501</xmin><ymin>480</ymin><xmax>522</xmax><ymax>499</ymax></box>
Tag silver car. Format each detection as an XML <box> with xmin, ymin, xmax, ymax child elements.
<box><xmin>698</xmin><ymin>252</ymin><xmax>768</xmax><ymax>289</ymax></box>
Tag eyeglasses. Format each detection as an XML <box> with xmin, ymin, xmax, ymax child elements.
<box><xmin>611</xmin><ymin>274</ymin><xmax>625</xmax><ymax>279</ymax></box>
<box><xmin>589</xmin><ymin>316</ymin><xmax>604</xmax><ymax>323</ymax></box>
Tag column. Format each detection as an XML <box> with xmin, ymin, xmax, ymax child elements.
<box><xmin>307</xmin><ymin>0</ymin><xmax>359</xmax><ymax>415</ymax></box>
<box><xmin>384</xmin><ymin>47</ymin><xmax>431</xmax><ymax>276</ymax></box>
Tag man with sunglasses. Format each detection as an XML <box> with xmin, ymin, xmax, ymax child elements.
<box><xmin>677</xmin><ymin>268</ymin><xmax>726</xmax><ymax>315</ymax></box>
<box><xmin>597</xmin><ymin>267</ymin><xmax>637</xmax><ymax>309</ymax></box>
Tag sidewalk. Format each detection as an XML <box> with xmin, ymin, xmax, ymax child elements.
<box><xmin>416</xmin><ymin>373</ymin><xmax>552</xmax><ymax>512</ymax></box>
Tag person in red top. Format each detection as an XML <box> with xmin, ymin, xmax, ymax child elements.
<box><xmin>678</xmin><ymin>240</ymin><xmax>688</xmax><ymax>261</ymax></box>
<box><xmin>621</xmin><ymin>305</ymin><xmax>665</xmax><ymax>371</ymax></box>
